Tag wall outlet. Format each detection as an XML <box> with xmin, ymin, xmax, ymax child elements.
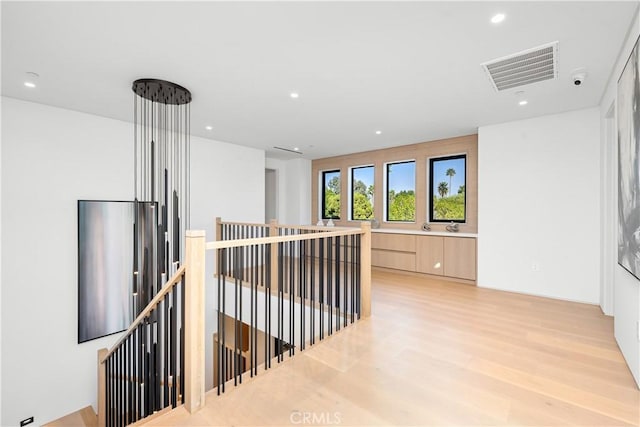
<box><xmin>20</xmin><ymin>417</ymin><xmax>34</xmax><ymax>427</ymax></box>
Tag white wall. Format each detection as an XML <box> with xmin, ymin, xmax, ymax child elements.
<box><xmin>284</xmin><ymin>158</ymin><xmax>311</xmax><ymax>225</ymax></box>
<box><xmin>265</xmin><ymin>157</ymin><xmax>312</xmax><ymax>225</ymax></box>
<box><xmin>478</xmin><ymin>108</ymin><xmax>601</xmax><ymax>305</ymax></box>
<box><xmin>265</xmin><ymin>158</ymin><xmax>286</xmax><ymax>222</ymax></box>
<box><xmin>0</xmin><ymin>80</ymin><xmax>4</xmax><ymax>427</ymax></box>
<box><xmin>265</xmin><ymin>169</ymin><xmax>277</xmax><ymax>222</ymax></box>
<box><xmin>191</xmin><ymin>133</ymin><xmax>264</xmax><ymax>392</ymax></box>
<box><xmin>599</xmin><ymin>7</ymin><xmax>640</xmax><ymax>387</ymax></box>
<box><xmin>1</xmin><ymin>97</ymin><xmax>264</xmax><ymax>425</ymax></box>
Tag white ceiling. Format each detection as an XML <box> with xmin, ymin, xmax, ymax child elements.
<box><xmin>2</xmin><ymin>1</ymin><xmax>637</xmax><ymax>159</ymax></box>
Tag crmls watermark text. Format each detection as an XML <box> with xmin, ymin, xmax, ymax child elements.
<box><xmin>289</xmin><ymin>411</ymin><xmax>342</xmax><ymax>425</ymax></box>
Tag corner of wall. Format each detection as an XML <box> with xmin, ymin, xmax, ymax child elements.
<box><xmin>599</xmin><ymin>5</ymin><xmax>640</xmax><ymax>388</ymax></box>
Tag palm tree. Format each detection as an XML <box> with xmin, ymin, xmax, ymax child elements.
<box><xmin>445</xmin><ymin>168</ymin><xmax>456</xmax><ymax>196</ymax></box>
<box><xmin>437</xmin><ymin>181</ymin><xmax>448</xmax><ymax>198</ymax></box>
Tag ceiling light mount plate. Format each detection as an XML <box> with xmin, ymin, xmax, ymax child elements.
<box><xmin>132</xmin><ymin>78</ymin><xmax>192</xmax><ymax>105</ymax></box>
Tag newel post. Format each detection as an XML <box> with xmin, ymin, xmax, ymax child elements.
<box><xmin>269</xmin><ymin>219</ymin><xmax>278</xmax><ymax>289</ymax></box>
<box><xmin>184</xmin><ymin>230</ymin><xmax>206</xmax><ymax>413</ymax></box>
<box><xmin>360</xmin><ymin>222</ymin><xmax>372</xmax><ymax>317</ymax></box>
<box><xmin>97</xmin><ymin>348</ymin><xmax>107</xmax><ymax>427</ymax></box>
<box><xmin>215</xmin><ymin>217</ymin><xmax>222</xmax><ymax>242</ymax></box>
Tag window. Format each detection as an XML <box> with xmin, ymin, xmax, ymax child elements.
<box><xmin>350</xmin><ymin>166</ymin><xmax>374</xmax><ymax>220</ymax></box>
<box><xmin>386</xmin><ymin>161</ymin><xmax>416</xmax><ymax>222</ymax></box>
<box><xmin>429</xmin><ymin>154</ymin><xmax>466</xmax><ymax>222</ymax></box>
<box><xmin>321</xmin><ymin>170</ymin><xmax>341</xmax><ymax>219</ymax></box>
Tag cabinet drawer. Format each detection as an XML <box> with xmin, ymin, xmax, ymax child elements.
<box><xmin>372</xmin><ymin>249</ymin><xmax>416</xmax><ymax>271</ymax></box>
<box><xmin>372</xmin><ymin>233</ymin><xmax>416</xmax><ymax>252</ymax></box>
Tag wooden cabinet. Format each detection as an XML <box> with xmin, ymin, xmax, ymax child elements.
<box><xmin>372</xmin><ymin>233</ymin><xmax>416</xmax><ymax>252</ymax></box>
<box><xmin>371</xmin><ymin>249</ymin><xmax>416</xmax><ymax>271</ymax></box>
<box><xmin>371</xmin><ymin>231</ymin><xmax>476</xmax><ymax>283</ymax></box>
<box><xmin>443</xmin><ymin>237</ymin><xmax>476</xmax><ymax>280</ymax></box>
<box><xmin>415</xmin><ymin>236</ymin><xmax>444</xmax><ymax>275</ymax></box>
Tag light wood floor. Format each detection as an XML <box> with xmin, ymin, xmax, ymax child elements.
<box><xmin>147</xmin><ymin>269</ymin><xmax>640</xmax><ymax>426</ymax></box>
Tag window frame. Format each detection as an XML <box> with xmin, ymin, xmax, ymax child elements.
<box><xmin>320</xmin><ymin>169</ymin><xmax>341</xmax><ymax>220</ymax></box>
<box><xmin>384</xmin><ymin>159</ymin><xmax>417</xmax><ymax>223</ymax></box>
<box><xmin>428</xmin><ymin>154</ymin><xmax>467</xmax><ymax>223</ymax></box>
<box><xmin>349</xmin><ymin>165</ymin><xmax>375</xmax><ymax>221</ymax></box>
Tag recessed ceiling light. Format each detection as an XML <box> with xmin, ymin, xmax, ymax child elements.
<box><xmin>375</xmin><ymin>130</ymin><xmax>382</xmax><ymax>135</ymax></box>
<box><xmin>519</xmin><ymin>100</ymin><xmax>528</xmax><ymax>106</ymax></box>
<box><xmin>205</xmin><ymin>126</ymin><xmax>213</xmax><ymax>131</ymax></box>
<box><xmin>293</xmin><ymin>147</ymin><xmax>299</xmax><ymax>151</ymax></box>
<box><xmin>491</xmin><ymin>13</ymin><xmax>506</xmax><ymax>24</ymax></box>
<box><xmin>290</xmin><ymin>92</ymin><xmax>299</xmax><ymax>99</ymax></box>
<box><xmin>24</xmin><ymin>82</ymin><xmax>36</xmax><ymax>88</ymax></box>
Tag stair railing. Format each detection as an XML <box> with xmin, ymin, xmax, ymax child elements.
<box><xmin>96</xmin><ymin>220</ymin><xmax>371</xmax><ymax>425</ymax></box>
<box><xmin>97</xmin><ymin>231</ymin><xmax>206</xmax><ymax>427</ymax></box>
<box><xmin>210</xmin><ymin>219</ymin><xmax>371</xmax><ymax>394</ymax></box>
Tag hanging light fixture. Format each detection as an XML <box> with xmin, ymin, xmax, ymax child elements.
<box><xmin>132</xmin><ymin>78</ymin><xmax>192</xmax><ymax>310</ymax></box>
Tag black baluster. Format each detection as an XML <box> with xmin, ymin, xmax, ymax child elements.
<box><xmin>336</xmin><ymin>236</ymin><xmax>341</xmax><ymax>332</ymax></box>
<box><xmin>180</xmin><ymin>277</ymin><xmax>185</xmax><ymax>402</ymax></box>
<box><xmin>351</xmin><ymin>234</ymin><xmax>355</xmax><ymax>324</ymax></box>
<box><xmin>221</xmin><ymin>253</ymin><xmax>226</xmax><ymax>393</ymax></box>
<box><xmin>344</xmin><ymin>234</ymin><xmax>348</xmax><ymax>328</ymax></box>
<box><xmin>356</xmin><ymin>234</ymin><xmax>361</xmax><ymax>319</ymax></box>
<box><xmin>311</xmin><ymin>236</ymin><xmax>315</xmax><ymax>345</ymax></box>
<box><xmin>138</xmin><ymin>324</ymin><xmax>143</xmax><ymax>418</ymax></box>
<box><xmin>328</xmin><ymin>236</ymin><xmax>333</xmax><ymax>336</ymax></box>
<box><xmin>170</xmin><ymin>287</ymin><xmax>177</xmax><ymax>406</ymax></box>
<box><xmin>164</xmin><ymin>294</ymin><xmax>169</xmax><ymax>407</ymax></box>
<box><xmin>217</xmin><ymin>248</ymin><xmax>222</xmax><ymax>395</ymax></box>
<box><xmin>106</xmin><ymin>356</ymin><xmax>110</xmax><ymax>427</ymax></box>
<box><xmin>277</xmin><ymin>241</ymin><xmax>283</xmax><ymax>362</ymax></box>
<box><xmin>319</xmin><ymin>237</ymin><xmax>324</xmax><ymax>340</ymax></box>
<box><xmin>300</xmin><ymin>239</ymin><xmax>305</xmax><ymax>351</ymax></box>
<box><xmin>289</xmin><ymin>239</ymin><xmax>294</xmax><ymax>357</ymax></box>
<box><xmin>234</xmin><ymin>246</ymin><xmax>239</xmax><ymax>386</ymax></box>
<box><xmin>126</xmin><ymin>337</ymin><xmax>130</xmax><ymax>425</ymax></box>
<box><xmin>266</xmin><ymin>242</ymin><xmax>271</xmax><ymax>369</ymax></box>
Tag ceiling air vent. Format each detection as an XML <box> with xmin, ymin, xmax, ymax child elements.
<box><xmin>273</xmin><ymin>146</ymin><xmax>303</xmax><ymax>155</ymax></box>
<box><xmin>481</xmin><ymin>41</ymin><xmax>558</xmax><ymax>92</ymax></box>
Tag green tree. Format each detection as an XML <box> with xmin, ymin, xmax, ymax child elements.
<box><xmin>324</xmin><ymin>189</ymin><xmax>340</xmax><ymax>219</ymax></box>
<box><xmin>446</xmin><ymin>168</ymin><xmax>456</xmax><ymax>196</ymax></box>
<box><xmin>367</xmin><ymin>184</ymin><xmax>374</xmax><ymax>200</ymax></box>
<box><xmin>433</xmin><ymin>193</ymin><xmax>465</xmax><ymax>220</ymax></box>
<box><xmin>353</xmin><ymin>179</ymin><xmax>367</xmax><ymax>196</ymax></box>
<box><xmin>458</xmin><ymin>184</ymin><xmax>465</xmax><ymax>194</ymax></box>
<box><xmin>437</xmin><ymin>181</ymin><xmax>448</xmax><ymax>198</ymax></box>
<box><xmin>352</xmin><ymin>180</ymin><xmax>373</xmax><ymax>220</ymax></box>
<box><xmin>328</xmin><ymin>176</ymin><xmax>340</xmax><ymax>195</ymax></box>
<box><xmin>353</xmin><ymin>192</ymin><xmax>373</xmax><ymax>219</ymax></box>
<box><xmin>389</xmin><ymin>190</ymin><xmax>415</xmax><ymax>221</ymax></box>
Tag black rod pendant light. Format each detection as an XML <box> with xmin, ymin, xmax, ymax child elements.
<box><xmin>132</xmin><ymin>78</ymin><xmax>192</xmax><ymax>313</ymax></box>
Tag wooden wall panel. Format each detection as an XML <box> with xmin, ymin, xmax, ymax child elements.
<box><xmin>311</xmin><ymin>134</ymin><xmax>478</xmax><ymax>233</ymax></box>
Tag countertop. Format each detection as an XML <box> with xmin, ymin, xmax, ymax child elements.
<box><xmin>370</xmin><ymin>228</ymin><xmax>478</xmax><ymax>238</ymax></box>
